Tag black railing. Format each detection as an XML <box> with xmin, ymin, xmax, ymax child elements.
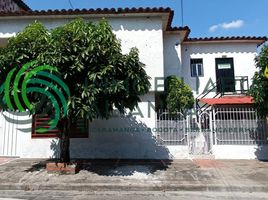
<box><xmin>218</xmin><ymin>76</ymin><xmax>249</xmax><ymax>95</ymax></box>
<box><xmin>196</xmin><ymin>79</ymin><xmax>221</xmax><ymax>112</ymax></box>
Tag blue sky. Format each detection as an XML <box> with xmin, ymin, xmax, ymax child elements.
<box><xmin>24</xmin><ymin>0</ymin><xmax>268</xmax><ymax>38</ymax></box>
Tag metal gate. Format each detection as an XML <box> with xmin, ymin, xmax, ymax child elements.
<box><xmin>156</xmin><ymin>107</ymin><xmax>268</xmax><ymax>156</ymax></box>
<box><xmin>156</xmin><ymin>110</ymin><xmax>213</xmax><ymax>155</ymax></box>
<box><xmin>187</xmin><ymin>111</ymin><xmax>213</xmax><ymax>155</ymax></box>
<box><xmin>156</xmin><ymin>111</ymin><xmax>187</xmax><ymax>145</ymax></box>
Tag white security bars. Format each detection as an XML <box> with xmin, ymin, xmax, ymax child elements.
<box><xmin>157</xmin><ymin>107</ymin><xmax>268</xmax><ymax>146</ymax></box>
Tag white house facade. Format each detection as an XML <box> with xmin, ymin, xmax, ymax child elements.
<box><xmin>0</xmin><ymin>1</ymin><xmax>267</xmax><ymax>160</ymax></box>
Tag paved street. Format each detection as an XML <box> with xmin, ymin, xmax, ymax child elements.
<box><xmin>0</xmin><ymin>158</ymin><xmax>268</xmax><ymax>199</ymax></box>
<box><xmin>1</xmin><ymin>191</ymin><xmax>268</xmax><ymax>200</ymax></box>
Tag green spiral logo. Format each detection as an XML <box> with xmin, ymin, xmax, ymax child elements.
<box><xmin>0</xmin><ymin>61</ymin><xmax>70</xmax><ymax>133</ymax></box>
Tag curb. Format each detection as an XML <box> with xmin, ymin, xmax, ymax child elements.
<box><xmin>0</xmin><ymin>183</ymin><xmax>268</xmax><ymax>193</ymax></box>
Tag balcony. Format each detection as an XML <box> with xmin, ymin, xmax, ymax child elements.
<box><xmin>217</xmin><ymin>76</ymin><xmax>249</xmax><ymax>95</ymax></box>
<box><xmin>196</xmin><ymin>76</ymin><xmax>251</xmax><ymax>114</ymax></box>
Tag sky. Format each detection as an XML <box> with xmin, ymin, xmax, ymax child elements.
<box><xmin>24</xmin><ymin>0</ymin><xmax>268</xmax><ymax>38</ymax></box>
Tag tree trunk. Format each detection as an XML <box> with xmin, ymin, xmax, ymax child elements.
<box><xmin>60</xmin><ymin>118</ymin><xmax>71</xmax><ymax>163</ymax></box>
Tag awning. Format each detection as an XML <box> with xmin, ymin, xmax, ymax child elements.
<box><xmin>199</xmin><ymin>96</ymin><xmax>254</xmax><ymax>105</ymax></box>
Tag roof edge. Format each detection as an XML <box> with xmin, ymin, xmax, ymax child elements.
<box><xmin>13</xmin><ymin>0</ymin><xmax>31</xmax><ymax>11</ymax></box>
<box><xmin>165</xmin><ymin>26</ymin><xmax>191</xmax><ymax>40</ymax></box>
<box><xmin>0</xmin><ymin>7</ymin><xmax>175</xmax><ymax>30</ymax></box>
<box><xmin>184</xmin><ymin>36</ymin><xmax>268</xmax><ymax>46</ymax></box>
<box><xmin>0</xmin><ymin>7</ymin><xmax>172</xmax><ymax>17</ymax></box>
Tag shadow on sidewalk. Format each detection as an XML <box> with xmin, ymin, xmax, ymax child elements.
<box><xmin>77</xmin><ymin>159</ymin><xmax>172</xmax><ymax>176</ymax></box>
<box><xmin>24</xmin><ymin>160</ymin><xmax>48</xmax><ymax>172</ymax></box>
<box><xmin>24</xmin><ymin>159</ymin><xmax>172</xmax><ymax>176</ymax></box>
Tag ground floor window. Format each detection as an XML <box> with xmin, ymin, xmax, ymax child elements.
<box><xmin>32</xmin><ymin>114</ymin><xmax>89</xmax><ymax>138</ymax></box>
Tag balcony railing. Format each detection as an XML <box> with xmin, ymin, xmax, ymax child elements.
<box><xmin>195</xmin><ymin>76</ymin><xmax>250</xmax><ymax>116</ymax></box>
<box><xmin>218</xmin><ymin>76</ymin><xmax>249</xmax><ymax>95</ymax></box>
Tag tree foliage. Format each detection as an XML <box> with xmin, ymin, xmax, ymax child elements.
<box><xmin>0</xmin><ymin>22</ymin><xmax>51</xmax><ymax>112</ymax></box>
<box><xmin>165</xmin><ymin>75</ymin><xmax>194</xmax><ymax>113</ymax></box>
<box><xmin>0</xmin><ymin>19</ymin><xmax>151</xmax><ymax>162</ymax></box>
<box><xmin>249</xmin><ymin>45</ymin><xmax>268</xmax><ymax>117</ymax></box>
<box><xmin>40</xmin><ymin>19</ymin><xmax>150</xmax><ymax>120</ymax></box>
<box><xmin>0</xmin><ymin>22</ymin><xmax>49</xmax><ymax>84</ymax></box>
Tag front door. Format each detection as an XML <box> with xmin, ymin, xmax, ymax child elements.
<box><xmin>215</xmin><ymin>58</ymin><xmax>235</xmax><ymax>93</ymax></box>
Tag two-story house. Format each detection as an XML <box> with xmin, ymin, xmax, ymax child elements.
<box><xmin>0</xmin><ymin>1</ymin><xmax>267</xmax><ymax>160</ymax></box>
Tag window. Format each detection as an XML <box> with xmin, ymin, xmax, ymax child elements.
<box><xmin>32</xmin><ymin>114</ymin><xmax>89</xmax><ymax>138</ymax></box>
<box><xmin>191</xmin><ymin>59</ymin><xmax>203</xmax><ymax>77</ymax></box>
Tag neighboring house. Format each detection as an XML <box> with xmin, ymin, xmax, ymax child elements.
<box><xmin>0</xmin><ymin>2</ymin><xmax>267</xmax><ymax>160</ymax></box>
<box><xmin>0</xmin><ymin>0</ymin><xmax>30</xmax><ymax>12</ymax></box>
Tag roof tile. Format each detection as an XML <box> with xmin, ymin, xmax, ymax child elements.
<box><xmin>185</xmin><ymin>36</ymin><xmax>267</xmax><ymax>45</ymax></box>
<box><xmin>186</xmin><ymin>36</ymin><xmax>267</xmax><ymax>42</ymax></box>
<box><xmin>0</xmin><ymin>6</ymin><xmax>266</xmax><ymax>45</ymax></box>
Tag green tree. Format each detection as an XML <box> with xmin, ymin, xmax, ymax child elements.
<box><xmin>165</xmin><ymin>75</ymin><xmax>194</xmax><ymax>113</ymax></box>
<box><xmin>0</xmin><ymin>22</ymin><xmax>50</xmax><ymax>83</ymax></box>
<box><xmin>249</xmin><ymin>45</ymin><xmax>268</xmax><ymax>117</ymax></box>
<box><xmin>0</xmin><ymin>22</ymin><xmax>50</xmax><ymax>112</ymax></box>
<box><xmin>0</xmin><ymin>19</ymin><xmax>150</xmax><ymax>162</ymax></box>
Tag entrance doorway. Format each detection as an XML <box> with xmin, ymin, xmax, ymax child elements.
<box><xmin>215</xmin><ymin>58</ymin><xmax>235</xmax><ymax>93</ymax></box>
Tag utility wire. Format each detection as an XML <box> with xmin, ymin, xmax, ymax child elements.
<box><xmin>68</xmin><ymin>0</ymin><xmax>74</xmax><ymax>9</ymax></box>
<box><xmin>181</xmin><ymin>0</ymin><xmax>184</xmax><ymax>26</ymax></box>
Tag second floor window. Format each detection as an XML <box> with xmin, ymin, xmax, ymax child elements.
<box><xmin>191</xmin><ymin>59</ymin><xmax>203</xmax><ymax>77</ymax></box>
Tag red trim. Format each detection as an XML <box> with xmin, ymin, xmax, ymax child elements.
<box><xmin>31</xmin><ymin>114</ymin><xmax>89</xmax><ymax>139</ymax></box>
<box><xmin>31</xmin><ymin>115</ymin><xmax>59</xmax><ymax>138</ymax></box>
<box><xmin>199</xmin><ymin>96</ymin><xmax>254</xmax><ymax>105</ymax></box>
<box><xmin>32</xmin><ymin>134</ymin><xmax>59</xmax><ymax>138</ymax></box>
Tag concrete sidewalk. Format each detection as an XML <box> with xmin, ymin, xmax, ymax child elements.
<box><xmin>0</xmin><ymin>158</ymin><xmax>268</xmax><ymax>192</ymax></box>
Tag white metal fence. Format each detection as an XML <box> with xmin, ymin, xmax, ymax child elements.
<box><xmin>213</xmin><ymin>107</ymin><xmax>268</xmax><ymax>145</ymax></box>
<box><xmin>0</xmin><ymin>111</ymin><xmax>32</xmax><ymax>157</ymax></box>
<box><xmin>156</xmin><ymin>107</ymin><xmax>268</xmax><ymax>149</ymax></box>
<box><xmin>156</xmin><ymin>111</ymin><xmax>187</xmax><ymax>145</ymax></box>
<box><xmin>0</xmin><ymin>111</ymin><xmax>19</xmax><ymax>157</ymax></box>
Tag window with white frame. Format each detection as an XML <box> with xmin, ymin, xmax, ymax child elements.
<box><xmin>190</xmin><ymin>59</ymin><xmax>203</xmax><ymax>77</ymax></box>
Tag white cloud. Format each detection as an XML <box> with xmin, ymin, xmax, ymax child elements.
<box><xmin>222</xmin><ymin>20</ymin><xmax>244</xmax><ymax>29</ymax></box>
<box><xmin>209</xmin><ymin>20</ymin><xmax>244</xmax><ymax>32</ymax></box>
<box><xmin>209</xmin><ymin>25</ymin><xmax>219</xmax><ymax>32</ymax></box>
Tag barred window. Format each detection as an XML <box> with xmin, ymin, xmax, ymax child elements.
<box><xmin>32</xmin><ymin>114</ymin><xmax>88</xmax><ymax>138</ymax></box>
